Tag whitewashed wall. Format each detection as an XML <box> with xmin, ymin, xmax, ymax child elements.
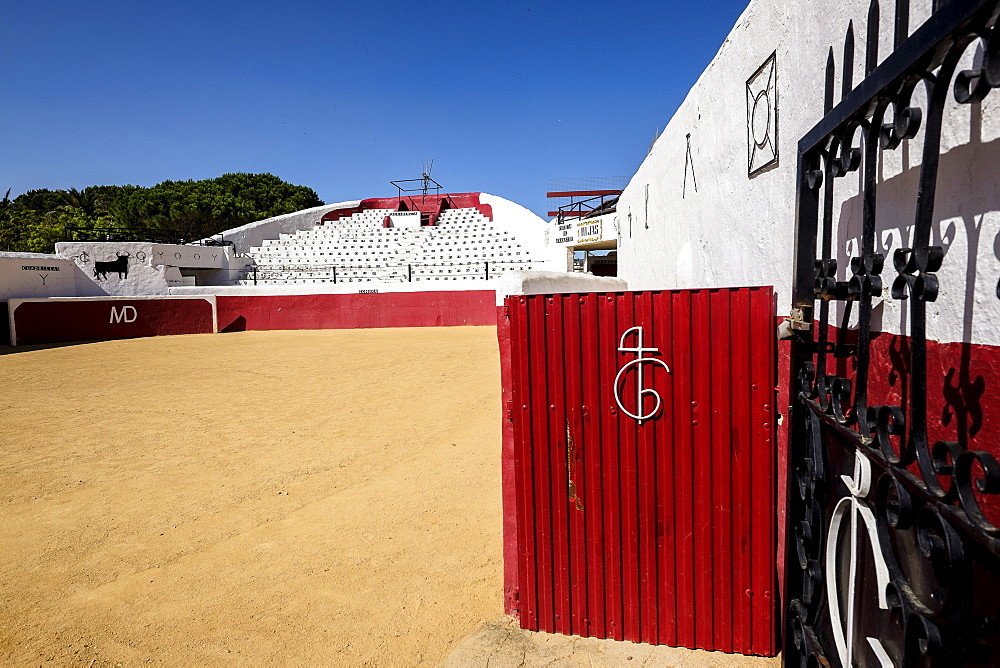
<box><xmin>56</xmin><ymin>242</ymin><xmax>178</xmax><ymax>296</ymax></box>
<box><xmin>55</xmin><ymin>241</ymin><xmax>244</xmax><ymax>296</ymax></box>
<box><xmin>616</xmin><ymin>0</ymin><xmax>1000</xmax><ymax>347</ymax></box>
<box><xmin>210</xmin><ymin>201</ymin><xmax>359</xmax><ymax>254</ymax></box>
<box><xmin>0</xmin><ymin>253</ymin><xmax>79</xmax><ymax>300</ymax></box>
<box><xmin>480</xmin><ymin>193</ymin><xmax>568</xmax><ymax>270</ymax></box>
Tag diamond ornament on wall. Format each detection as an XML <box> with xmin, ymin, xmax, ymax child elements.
<box><xmin>747</xmin><ymin>52</ymin><xmax>778</xmax><ymax>176</ymax></box>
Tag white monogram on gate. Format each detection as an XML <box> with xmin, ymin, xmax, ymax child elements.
<box><xmin>825</xmin><ymin>449</ymin><xmax>894</xmax><ymax>668</ymax></box>
<box><xmin>613</xmin><ymin>326</ymin><xmax>671</xmax><ymax>423</ymax></box>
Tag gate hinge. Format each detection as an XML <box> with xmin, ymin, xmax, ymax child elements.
<box><xmin>779</xmin><ymin>307</ymin><xmax>812</xmax><ymax>339</ymax></box>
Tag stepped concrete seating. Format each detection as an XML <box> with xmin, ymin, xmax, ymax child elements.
<box><xmin>237</xmin><ymin>207</ymin><xmax>537</xmax><ymax>285</ymax></box>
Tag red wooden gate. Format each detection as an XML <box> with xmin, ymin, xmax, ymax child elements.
<box><xmin>499</xmin><ymin>287</ymin><xmax>778</xmax><ymax>656</ymax></box>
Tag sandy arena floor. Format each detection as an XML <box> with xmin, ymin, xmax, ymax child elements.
<box><xmin>0</xmin><ymin>327</ymin><xmax>503</xmax><ymax>666</ymax></box>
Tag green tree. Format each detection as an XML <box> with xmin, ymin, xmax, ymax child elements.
<box><xmin>108</xmin><ymin>173</ymin><xmax>323</xmax><ymax>240</ymax></box>
<box><xmin>55</xmin><ymin>187</ymin><xmax>107</xmax><ymax>216</ymax></box>
<box><xmin>0</xmin><ymin>174</ymin><xmax>323</xmax><ymax>253</ymax></box>
<box><xmin>12</xmin><ymin>188</ymin><xmax>63</xmax><ymax>213</ymax></box>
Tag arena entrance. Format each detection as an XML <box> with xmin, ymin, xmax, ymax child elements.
<box><xmin>498</xmin><ymin>286</ymin><xmax>779</xmax><ymax>657</ymax></box>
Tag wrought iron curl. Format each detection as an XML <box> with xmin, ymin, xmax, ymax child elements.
<box><xmin>913</xmin><ymin>506</ymin><xmax>968</xmax><ymax>616</ymax></box>
<box><xmin>954</xmin><ymin>450</ymin><xmax>1000</xmax><ymax>534</ymax></box>
<box><xmin>830</xmin><ymin>123</ymin><xmax>864</xmax><ymax>177</ymax></box>
<box><xmin>848</xmin><ymin>252</ymin><xmax>885</xmax><ymax>300</ymax></box>
<box><xmin>868</xmin><ymin>404</ymin><xmax>914</xmax><ymax>465</ymax></box>
<box><xmin>814</xmin><ymin>372</ymin><xmax>849</xmax><ymax>418</ymax></box>
<box><xmin>880</xmin><ymin>78</ymin><xmax>924</xmax><ymax>149</ymax></box>
<box><xmin>813</xmin><ymin>258</ymin><xmax>840</xmax><ymax>300</ymax></box>
<box><xmin>891</xmin><ymin>245</ymin><xmax>944</xmax><ymax>302</ymax></box>
<box><xmin>953</xmin><ymin>26</ymin><xmax>1000</xmax><ymax>103</ymax></box>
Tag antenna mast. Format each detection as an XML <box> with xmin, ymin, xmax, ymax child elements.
<box><xmin>421</xmin><ymin>158</ymin><xmax>435</xmax><ymax>196</ymax></box>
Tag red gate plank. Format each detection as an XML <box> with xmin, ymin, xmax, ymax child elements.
<box><xmin>511</xmin><ymin>298</ymin><xmax>538</xmax><ymax>630</ymax></box>
<box><xmin>546</xmin><ymin>295</ymin><xmax>571</xmax><ymax>636</ymax></box>
<box><xmin>671</xmin><ymin>290</ymin><xmax>696</xmax><ymax>648</ymax></box>
<box><xmin>599</xmin><ymin>293</ymin><xmax>624</xmax><ymax>641</ymax></box>
<box><xmin>528</xmin><ymin>294</ymin><xmax>554</xmax><ymax>632</ymax></box>
<box><xmin>562</xmin><ymin>295</ymin><xmax>588</xmax><ymax>637</ymax></box>
<box><xmin>711</xmin><ymin>289</ymin><xmax>734</xmax><ymax>652</ymax></box>
<box><xmin>579</xmin><ymin>293</ymin><xmax>607</xmax><ymax>639</ymax></box>
<box><xmin>749</xmin><ymin>288</ymin><xmax>776</xmax><ymax>653</ymax></box>
<box><xmin>731</xmin><ymin>288</ymin><xmax>753</xmax><ymax>653</ymax></box>
<box><xmin>656</xmin><ymin>292</ymin><xmax>678</xmax><ymax>647</ymax></box>
<box><xmin>637</xmin><ymin>291</ymin><xmax>659</xmax><ymax>644</ymax></box>
<box><xmin>616</xmin><ymin>293</ymin><xmax>640</xmax><ymax>642</ymax></box>
<box><xmin>691</xmin><ymin>289</ymin><xmax>714</xmax><ymax>650</ymax></box>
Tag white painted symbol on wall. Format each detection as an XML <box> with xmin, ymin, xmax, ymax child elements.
<box><xmin>825</xmin><ymin>449</ymin><xmax>893</xmax><ymax>668</ymax></box>
<box><xmin>614</xmin><ymin>326</ymin><xmax>671</xmax><ymax>423</ymax></box>
<box><xmin>747</xmin><ymin>51</ymin><xmax>778</xmax><ymax>176</ymax></box>
<box><xmin>110</xmin><ymin>305</ymin><xmax>138</xmax><ymax>324</ymax></box>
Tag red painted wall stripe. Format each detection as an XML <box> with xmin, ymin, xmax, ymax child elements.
<box><xmin>10</xmin><ymin>297</ymin><xmax>216</xmax><ymax>346</ymax></box>
<box><xmin>321</xmin><ymin>192</ymin><xmax>494</xmax><ymax>225</ymax></box>
<box><xmin>216</xmin><ymin>291</ymin><xmax>495</xmax><ymax>332</ymax></box>
<box><xmin>501</xmin><ymin>287</ymin><xmax>779</xmax><ymax>656</ymax></box>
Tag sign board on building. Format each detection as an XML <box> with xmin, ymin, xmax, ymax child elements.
<box><xmin>389</xmin><ymin>211</ymin><xmax>421</xmax><ymax>229</ymax></box>
<box><xmin>0</xmin><ymin>256</ymin><xmax>76</xmax><ymax>300</ymax></box>
<box><xmin>555</xmin><ymin>222</ymin><xmax>574</xmax><ymax>244</ymax></box>
<box><xmin>576</xmin><ymin>219</ymin><xmax>602</xmax><ymax>244</ymax></box>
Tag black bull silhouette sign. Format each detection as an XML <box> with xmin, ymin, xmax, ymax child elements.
<box><xmin>93</xmin><ymin>252</ymin><xmax>130</xmax><ymax>280</ymax></box>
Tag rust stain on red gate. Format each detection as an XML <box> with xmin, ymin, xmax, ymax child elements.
<box><xmin>498</xmin><ymin>287</ymin><xmax>778</xmax><ymax>656</ymax></box>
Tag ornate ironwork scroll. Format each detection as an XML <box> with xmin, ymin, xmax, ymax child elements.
<box><xmin>787</xmin><ymin>1</ymin><xmax>1000</xmax><ymax>665</ymax></box>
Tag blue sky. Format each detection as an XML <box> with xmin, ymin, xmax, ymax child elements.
<box><xmin>2</xmin><ymin>0</ymin><xmax>750</xmax><ymax>217</ymax></box>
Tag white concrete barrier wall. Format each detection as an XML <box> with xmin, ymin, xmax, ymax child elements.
<box><xmin>493</xmin><ymin>270</ymin><xmax>628</xmax><ymax>306</ymax></box>
<box><xmin>616</xmin><ymin>0</ymin><xmax>1000</xmax><ymax>347</ymax></box>
<box><xmin>207</xmin><ymin>201</ymin><xmax>360</xmax><ymax>254</ymax></box>
<box><xmin>0</xmin><ymin>253</ymin><xmax>79</xmax><ymax>300</ymax></box>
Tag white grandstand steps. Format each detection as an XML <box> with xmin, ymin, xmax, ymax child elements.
<box><xmin>237</xmin><ymin>206</ymin><xmax>536</xmax><ymax>285</ymax></box>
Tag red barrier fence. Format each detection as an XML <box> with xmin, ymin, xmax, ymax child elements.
<box><xmin>9</xmin><ymin>296</ymin><xmax>217</xmax><ymax>346</ymax></box>
<box><xmin>6</xmin><ymin>291</ymin><xmax>496</xmax><ymax>345</ymax></box>
<box><xmin>216</xmin><ymin>291</ymin><xmax>495</xmax><ymax>332</ymax></box>
<box><xmin>500</xmin><ymin>287</ymin><xmax>778</xmax><ymax>656</ymax></box>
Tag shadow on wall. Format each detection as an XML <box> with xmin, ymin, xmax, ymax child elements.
<box><xmin>221</xmin><ymin>316</ymin><xmax>247</xmax><ymax>333</ymax></box>
<box><xmin>832</xmin><ymin>99</ymin><xmax>999</xmax><ymax>453</ymax></box>
<box><xmin>834</xmin><ymin>103</ymin><xmax>1000</xmax><ymax>342</ymax></box>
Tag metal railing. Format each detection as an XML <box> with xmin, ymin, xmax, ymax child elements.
<box><xmin>555</xmin><ymin>194</ymin><xmax>619</xmax><ymax>225</ymax></box>
<box><xmin>238</xmin><ymin>259</ymin><xmax>535</xmax><ymax>285</ymax></box>
<box><xmin>63</xmin><ymin>227</ymin><xmax>236</xmax><ymax>247</ymax></box>
<box><xmin>65</xmin><ymin>226</ymin><xmax>189</xmax><ymax>244</ymax></box>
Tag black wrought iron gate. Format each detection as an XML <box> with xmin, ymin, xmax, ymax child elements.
<box><xmin>786</xmin><ymin>0</ymin><xmax>1000</xmax><ymax>665</ymax></box>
